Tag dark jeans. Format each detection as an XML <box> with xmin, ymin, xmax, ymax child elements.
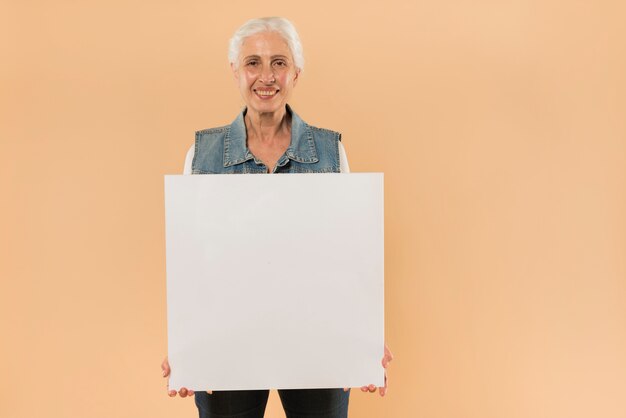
<box><xmin>194</xmin><ymin>389</ymin><xmax>350</xmax><ymax>418</ymax></box>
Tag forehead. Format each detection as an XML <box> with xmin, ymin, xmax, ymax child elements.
<box><xmin>239</xmin><ymin>31</ymin><xmax>292</xmax><ymax>60</ymax></box>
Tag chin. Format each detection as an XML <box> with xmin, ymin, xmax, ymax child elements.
<box><xmin>249</xmin><ymin>102</ymin><xmax>284</xmax><ymax>115</ymax></box>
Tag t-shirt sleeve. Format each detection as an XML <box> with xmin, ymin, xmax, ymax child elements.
<box><xmin>183</xmin><ymin>144</ymin><xmax>194</xmax><ymax>175</ymax></box>
<box><xmin>339</xmin><ymin>141</ymin><xmax>350</xmax><ymax>173</ymax></box>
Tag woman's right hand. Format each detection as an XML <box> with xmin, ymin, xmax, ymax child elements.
<box><xmin>162</xmin><ymin>356</ymin><xmax>212</xmax><ymax>397</ymax></box>
<box><xmin>161</xmin><ymin>356</ymin><xmax>194</xmax><ymax>397</ymax></box>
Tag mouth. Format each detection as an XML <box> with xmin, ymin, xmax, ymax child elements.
<box><xmin>253</xmin><ymin>88</ymin><xmax>279</xmax><ymax>99</ymax></box>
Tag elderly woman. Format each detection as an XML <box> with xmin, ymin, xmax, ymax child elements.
<box><xmin>161</xmin><ymin>17</ymin><xmax>393</xmax><ymax>418</ymax></box>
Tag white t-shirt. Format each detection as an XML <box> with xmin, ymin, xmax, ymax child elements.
<box><xmin>183</xmin><ymin>143</ymin><xmax>350</xmax><ymax>174</ymax></box>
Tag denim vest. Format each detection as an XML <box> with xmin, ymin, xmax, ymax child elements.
<box><xmin>192</xmin><ymin>105</ymin><xmax>341</xmax><ymax>174</ymax></box>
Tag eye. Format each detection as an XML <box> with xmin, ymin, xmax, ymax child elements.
<box><xmin>273</xmin><ymin>60</ymin><xmax>287</xmax><ymax>67</ymax></box>
<box><xmin>246</xmin><ymin>59</ymin><xmax>259</xmax><ymax>67</ymax></box>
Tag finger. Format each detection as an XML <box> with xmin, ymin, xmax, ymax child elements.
<box><xmin>168</xmin><ymin>390</ymin><xmax>176</xmax><ymax>397</ymax></box>
<box><xmin>381</xmin><ymin>370</ymin><xmax>388</xmax><ymax>397</ymax></box>
<box><xmin>384</xmin><ymin>344</ymin><xmax>393</xmax><ymax>357</ymax></box>
<box><xmin>368</xmin><ymin>384</ymin><xmax>376</xmax><ymax>393</ymax></box>
<box><xmin>383</xmin><ymin>345</ymin><xmax>394</xmax><ymax>367</ymax></box>
<box><xmin>382</xmin><ymin>354</ymin><xmax>392</xmax><ymax>368</ymax></box>
<box><xmin>382</xmin><ymin>351</ymin><xmax>393</xmax><ymax>368</ymax></box>
<box><xmin>360</xmin><ymin>386</ymin><xmax>368</xmax><ymax>392</ymax></box>
<box><xmin>162</xmin><ymin>358</ymin><xmax>170</xmax><ymax>377</ymax></box>
<box><xmin>179</xmin><ymin>388</ymin><xmax>188</xmax><ymax>398</ymax></box>
<box><xmin>343</xmin><ymin>387</ymin><xmax>349</xmax><ymax>392</ymax></box>
<box><xmin>188</xmin><ymin>390</ymin><xmax>195</xmax><ymax>396</ymax></box>
<box><xmin>206</xmin><ymin>390</ymin><xmax>213</xmax><ymax>395</ymax></box>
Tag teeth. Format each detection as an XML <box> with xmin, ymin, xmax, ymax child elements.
<box><xmin>256</xmin><ymin>90</ymin><xmax>277</xmax><ymax>96</ymax></box>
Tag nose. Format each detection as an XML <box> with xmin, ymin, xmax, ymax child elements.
<box><xmin>258</xmin><ymin>63</ymin><xmax>276</xmax><ymax>84</ymax></box>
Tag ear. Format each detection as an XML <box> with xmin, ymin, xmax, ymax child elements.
<box><xmin>293</xmin><ymin>68</ymin><xmax>301</xmax><ymax>86</ymax></box>
<box><xmin>230</xmin><ymin>63</ymin><xmax>239</xmax><ymax>82</ymax></box>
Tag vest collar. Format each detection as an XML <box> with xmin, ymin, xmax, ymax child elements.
<box><xmin>223</xmin><ymin>104</ymin><xmax>319</xmax><ymax>168</ymax></box>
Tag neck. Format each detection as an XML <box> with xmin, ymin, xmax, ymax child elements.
<box><xmin>244</xmin><ymin>107</ymin><xmax>290</xmax><ymax>142</ymax></box>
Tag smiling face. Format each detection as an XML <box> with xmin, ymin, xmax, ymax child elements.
<box><xmin>231</xmin><ymin>31</ymin><xmax>300</xmax><ymax>117</ymax></box>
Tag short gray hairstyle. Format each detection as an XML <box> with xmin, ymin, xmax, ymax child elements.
<box><xmin>228</xmin><ymin>17</ymin><xmax>304</xmax><ymax>71</ymax></box>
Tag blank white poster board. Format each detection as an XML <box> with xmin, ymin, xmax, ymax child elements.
<box><xmin>164</xmin><ymin>173</ymin><xmax>384</xmax><ymax>391</ymax></box>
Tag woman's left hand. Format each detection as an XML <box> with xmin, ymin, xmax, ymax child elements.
<box><xmin>344</xmin><ymin>344</ymin><xmax>394</xmax><ymax>396</ymax></box>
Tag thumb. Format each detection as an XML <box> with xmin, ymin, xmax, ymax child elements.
<box><xmin>161</xmin><ymin>358</ymin><xmax>170</xmax><ymax>377</ymax></box>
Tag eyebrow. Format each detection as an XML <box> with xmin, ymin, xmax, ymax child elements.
<box><xmin>243</xmin><ymin>55</ymin><xmax>290</xmax><ymax>61</ymax></box>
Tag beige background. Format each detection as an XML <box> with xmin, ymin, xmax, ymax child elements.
<box><xmin>1</xmin><ymin>1</ymin><xmax>625</xmax><ymax>417</ymax></box>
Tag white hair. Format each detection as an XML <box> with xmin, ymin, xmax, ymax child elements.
<box><xmin>228</xmin><ymin>17</ymin><xmax>304</xmax><ymax>71</ymax></box>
